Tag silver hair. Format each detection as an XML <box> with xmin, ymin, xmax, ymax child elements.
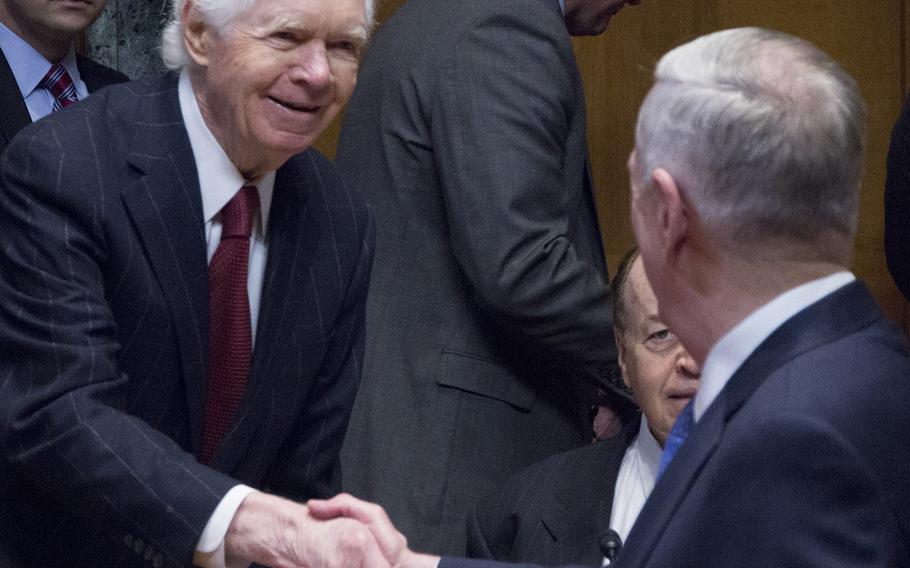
<box><xmin>161</xmin><ymin>0</ymin><xmax>376</xmax><ymax>70</ymax></box>
<box><xmin>634</xmin><ymin>27</ymin><xmax>866</xmax><ymax>260</ymax></box>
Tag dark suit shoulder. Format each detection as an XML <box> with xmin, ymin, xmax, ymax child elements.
<box><xmin>468</xmin><ymin>416</ymin><xmax>639</xmax><ymax>560</ymax></box>
<box><xmin>0</xmin><ymin>74</ymin><xmax>183</xmax><ymax>224</ymax></box>
<box><xmin>76</xmin><ymin>54</ymin><xmax>129</xmax><ymax>91</ymax></box>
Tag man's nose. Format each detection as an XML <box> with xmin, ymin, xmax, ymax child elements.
<box><xmin>291</xmin><ymin>41</ymin><xmax>332</xmax><ymax>90</ymax></box>
<box><xmin>676</xmin><ymin>348</ymin><xmax>701</xmax><ymax>378</ymax></box>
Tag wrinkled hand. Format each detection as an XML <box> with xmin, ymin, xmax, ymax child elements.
<box><xmin>308</xmin><ymin>494</ymin><xmax>440</xmax><ymax>568</ymax></box>
<box><xmin>224</xmin><ymin>491</ymin><xmax>390</xmax><ymax>568</ymax></box>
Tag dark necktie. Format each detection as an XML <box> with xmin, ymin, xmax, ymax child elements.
<box><xmin>657</xmin><ymin>399</ymin><xmax>694</xmax><ymax>478</ymax></box>
<box><xmin>200</xmin><ymin>186</ymin><xmax>259</xmax><ymax>464</ymax></box>
<box><xmin>40</xmin><ymin>64</ymin><xmax>79</xmax><ymax>111</ymax></box>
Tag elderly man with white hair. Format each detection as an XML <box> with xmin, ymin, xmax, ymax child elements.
<box><xmin>306</xmin><ymin>27</ymin><xmax>910</xmax><ymax>568</ymax></box>
<box><xmin>0</xmin><ymin>0</ymin><xmax>379</xmax><ymax>567</ymax></box>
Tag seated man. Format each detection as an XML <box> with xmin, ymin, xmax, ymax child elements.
<box><xmin>466</xmin><ymin>246</ymin><xmax>700</xmax><ymax>566</ymax></box>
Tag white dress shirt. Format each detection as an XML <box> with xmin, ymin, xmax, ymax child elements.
<box><xmin>694</xmin><ymin>271</ymin><xmax>856</xmax><ymax>422</ymax></box>
<box><xmin>178</xmin><ymin>70</ymin><xmax>270</xmax><ymax>568</ymax></box>
<box><xmin>606</xmin><ymin>415</ymin><xmax>662</xmax><ymax>555</ymax></box>
<box><xmin>0</xmin><ymin>21</ymin><xmax>89</xmax><ymax>121</ymax></box>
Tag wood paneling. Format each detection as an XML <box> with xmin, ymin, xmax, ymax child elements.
<box><xmin>317</xmin><ymin>0</ymin><xmax>910</xmax><ymax>324</ymax></box>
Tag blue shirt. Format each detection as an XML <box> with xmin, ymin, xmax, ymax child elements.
<box><xmin>0</xmin><ymin>21</ymin><xmax>88</xmax><ymax>121</ymax></box>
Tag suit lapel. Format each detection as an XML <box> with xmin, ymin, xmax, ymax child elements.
<box><xmin>617</xmin><ymin>281</ymin><xmax>882</xmax><ymax>567</ymax></box>
<box><xmin>543</xmin><ymin>417</ymin><xmax>641</xmax><ymax>565</ymax></box>
<box><xmin>119</xmin><ymin>74</ymin><xmax>211</xmax><ymax>455</ymax></box>
<box><xmin>0</xmin><ymin>49</ymin><xmax>33</xmax><ymax>151</ymax></box>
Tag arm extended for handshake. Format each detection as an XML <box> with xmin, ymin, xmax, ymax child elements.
<box><xmin>306</xmin><ymin>494</ymin><xmax>442</xmax><ymax>568</ymax></box>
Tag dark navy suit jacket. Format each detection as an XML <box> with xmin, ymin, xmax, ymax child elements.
<box><xmin>0</xmin><ymin>73</ymin><xmax>373</xmax><ymax>568</ymax></box>
<box><xmin>442</xmin><ymin>282</ymin><xmax>910</xmax><ymax>568</ymax></box>
<box><xmin>467</xmin><ymin>416</ymin><xmax>640</xmax><ymax>566</ymax></box>
<box><xmin>0</xmin><ymin>48</ymin><xmax>128</xmax><ymax>154</ymax></box>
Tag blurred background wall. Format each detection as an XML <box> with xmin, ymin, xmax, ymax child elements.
<box><xmin>84</xmin><ymin>0</ymin><xmax>910</xmax><ymax>333</ymax></box>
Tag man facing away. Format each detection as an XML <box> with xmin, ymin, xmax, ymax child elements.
<box><xmin>0</xmin><ymin>0</ymin><xmax>388</xmax><ymax>567</ymax></box>
<box><xmin>0</xmin><ymin>0</ymin><xmax>127</xmax><ymax>153</ymax></box>
<box><xmin>335</xmin><ymin>0</ymin><xmax>643</xmax><ymax>554</ymax></box>
<box><xmin>310</xmin><ymin>27</ymin><xmax>910</xmax><ymax>568</ymax></box>
<box><xmin>467</xmin><ymin>246</ymin><xmax>701</xmax><ymax>566</ymax></box>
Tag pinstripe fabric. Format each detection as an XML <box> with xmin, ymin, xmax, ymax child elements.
<box><xmin>0</xmin><ymin>73</ymin><xmax>373</xmax><ymax>568</ymax></box>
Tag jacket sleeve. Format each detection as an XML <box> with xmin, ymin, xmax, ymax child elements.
<box><xmin>0</xmin><ymin>120</ymin><xmax>236</xmax><ymax>567</ymax></box>
<box><xmin>429</xmin><ymin>1</ymin><xmax>619</xmax><ymax>394</ymax></box>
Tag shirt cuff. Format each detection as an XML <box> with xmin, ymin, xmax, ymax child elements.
<box><xmin>194</xmin><ymin>484</ymin><xmax>257</xmax><ymax>568</ymax></box>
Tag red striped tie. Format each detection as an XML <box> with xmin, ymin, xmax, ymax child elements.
<box><xmin>40</xmin><ymin>64</ymin><xmax>79</xmax><ymax>111</ymax></box>
<box><xmin>200</xmin><ymin>186</ymin><xmax>260</xmax><ymax>465</ymax></box>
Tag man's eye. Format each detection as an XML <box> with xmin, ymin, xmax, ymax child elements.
<box><xmin>648</xmin><ymin>329</ymin><xmax>672</xmax><ymax>342</ymax></box>
<box><xmin>331</xmin><ymin>40</ymin><xmax>359</xmax><ymax>55</ymax></box>
<box><xmin>271</xmin><ymin>31</ymin><xmax>296</xmax><ymax>42</ymax></box>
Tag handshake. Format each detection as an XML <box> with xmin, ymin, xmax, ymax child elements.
<box><xmin>222</xmin><ymin>492</ymin><xmax>441</xmax><ymax>568</ymax></box>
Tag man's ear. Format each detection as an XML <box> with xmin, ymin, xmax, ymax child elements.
<box><xmin>183</xmin><ymin>1</ymin><xmax>211</xmax><ymax>67</ymax></box>
<box><xmin>616</xmin><ymin>328</ymin><xmax>631</xmax><ymax>391</ymax></box>
<box><xmin>651</xmin><ymin>167</ymin><xmax>689</xmax><ymax>268</ymax></box>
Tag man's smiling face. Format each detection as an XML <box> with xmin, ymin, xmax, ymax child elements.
<box><xmin>187</xmin><ymin>0</ymin><xmax>366</xmax><ymax>178</ymax></box>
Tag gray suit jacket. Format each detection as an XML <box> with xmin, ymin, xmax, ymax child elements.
<box><xmin>336</xmin><ymin>0</ymin><xmax>629</xmax><ymax>554</ymax></box>
<box><xmin>0</xmin><ymin>74</ymin><xmax>373</xmax><ymax>568</ymax></box>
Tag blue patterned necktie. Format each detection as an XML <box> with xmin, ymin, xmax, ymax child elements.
<box><xmin>657</xmin><ymin>399</ymin><xmax>694</xmax><ymax>478</ymax></box>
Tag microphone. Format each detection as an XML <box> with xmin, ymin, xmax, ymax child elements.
<box><xmin>598</xmin><ymin>529</ymin><xmax>623</xmax><ymax>566</ymax></box>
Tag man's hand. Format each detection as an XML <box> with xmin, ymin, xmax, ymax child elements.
<box><xmin>308</xmin><ymin>494</ymin><xmax>440</xmax><ymax>568</ymax></box>
<box><xmin>224</xmin><ymin>492</ymin><xmax>390</xmax><ymax>568</ymax></box>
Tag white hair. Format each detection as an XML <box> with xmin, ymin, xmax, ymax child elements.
<box><xmin>634</xmin><ymin>27</ymin><xmax>866</xmax><ymax>260</ymax></box>
<box><xmin>161</xmin><ymin>0</ymin><xmax>376</xmax><ymax>70</ymax></box>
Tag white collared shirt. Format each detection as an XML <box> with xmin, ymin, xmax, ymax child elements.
<box><xmin>606</xmin><ymin>415</ymin><xmax>662</xmax><ymax>553</ymax></box>
<box><xmin>179</xmin><ymin>69</ymin><xmax>268</xmax><ymax>568</ymax></box>
<box><xmin>0</xmin><ymin>21</ymin><xmax>89</xmax><ymax>121</ymax></box>
<box><xmin>694</xmin><ymin>271</ymin><xmax>856</xmax><ymax>422</ymax></box>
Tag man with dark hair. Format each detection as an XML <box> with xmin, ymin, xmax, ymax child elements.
<box><xmin>0</xmin><ymin>0</ymin><xmax>127</xmax><ymax>153</ymax></box>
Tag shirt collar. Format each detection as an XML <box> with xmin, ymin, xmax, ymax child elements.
<box><xmin>178</xmin><ymin>70</ymin><xmax>273</xmax><ymax>232</ymax></box>
<box><xmin>558</xmin><ymin>0</ymin><xmax>566</xmax><ymax>14</ymax></box>
<box><xmin>635</xmin><ymin>413</ymin><xmax>663</xmax><ymax>476</ymax></box>
<box><xmin>0</xmin><ymin>20</ymin><xmax>80</xmax><ymax>99</ymax></box>
<box><xmin>694</xmin><ymin>271</ymin><xmax>856</xmax><ymax>421</ymax></box>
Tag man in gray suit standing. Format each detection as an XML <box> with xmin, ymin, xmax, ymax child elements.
<box><xmin>336</xmin><ymin>0</ymin><xmax>642</xmax><ymax>555</ymax></box>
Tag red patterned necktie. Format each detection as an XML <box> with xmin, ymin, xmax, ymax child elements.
<box><xmin>200</xmin><ymin>186</ymin><xmax>260</xmax><ymax>465</ymax></box>
<box><xmin>40</xmin><ymin>63</ymin><xmax>79</xmax><ymax>111</ymax></box>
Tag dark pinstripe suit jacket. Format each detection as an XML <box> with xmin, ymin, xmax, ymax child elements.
<box><xmin>0</xmin><ymin>73</ymin><xmax>374</xmax><ymax>568</ymax></box>
<box><xmin>467</xmin><ymin>416</ymin><xmax>640</xmax><ymax>567</ymax></box>
<box><xmin>0</xmin><ymin>48</ymin><xmax>128</xmax><ymax>154</ymax></box>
